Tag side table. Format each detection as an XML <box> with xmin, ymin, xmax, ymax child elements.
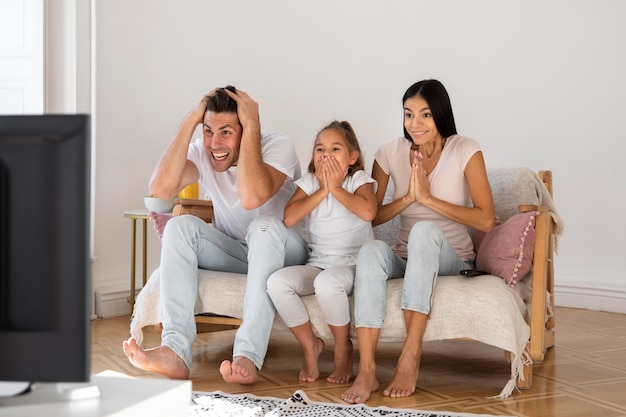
<box><xmin>123</xmin><ymin>210</ymin><xmax>149</xmax><ymax>309</ymax></box>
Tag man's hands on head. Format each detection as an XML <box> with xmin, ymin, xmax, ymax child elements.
<box><xmin>223</xmin><ymin>88</ymin><xmax>260</xmax><ymax>132</ymax></box>
<box><xmin>193</xmin><ymin>87</ymin><xmax>260</xmax><ymax>132</ymax></box>
<box><xmin>190</xmin><ymin>88</ymin><xmax>219</xmax><ymax>125</ymax></box>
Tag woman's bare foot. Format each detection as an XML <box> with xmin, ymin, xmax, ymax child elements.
<box><xmin>122</xmin><ymin>338</ymin><xmax>189</xmax><ymax>379</ymax></box>
<box><xmin>299</xmin><ymin>337</ymin><xmax>325</xmax><ymax>382</ymax></box>
<box><xmin>382</xmin><ymin>351</ymin><xmax>420</xmax><ymax>398</ymax></box>
<box><xmin>341</xmin><ymin>369</ymin><xmax>378</xmax><ymax>404</ymax></box>
<box><xmin>326</xmin><ymin>338</ymin><xmax>353</xmax><ymax>384</ymax></box>
<box><xmin>220</xmin><ymin>356</ymin><xmax>258</xmax><ymax>385</ymax></box>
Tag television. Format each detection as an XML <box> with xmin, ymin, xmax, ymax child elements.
<box><xmin>0</xmin><ymin>115</ymin><xmax>98</xmax><ymax>403</ymax></box>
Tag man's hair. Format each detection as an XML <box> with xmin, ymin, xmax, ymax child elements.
<box><xmin>307</xmin><ymin>120</ymin><xmax>365</xmax><ymax>176</ymax></box>
<box><xmin>206</xmin><ymin>85</ymin><xmax>238</xmax><ymax>113</ymax></box>
<box><xmin>402</xmin><ymin>79</ymin><xmax>457</xmax><ymax>141</ymax></box>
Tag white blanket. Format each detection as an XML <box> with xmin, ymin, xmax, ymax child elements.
<box><xmin>130</xmin><ymin>268</ymin><xmax>530</xmax><ymax>399</ymax></box>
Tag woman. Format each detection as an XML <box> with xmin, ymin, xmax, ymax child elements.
<box><xmin>341</xmin><ymin>79</ymin><xmax>495</xmax><ymax>404</ymax></box>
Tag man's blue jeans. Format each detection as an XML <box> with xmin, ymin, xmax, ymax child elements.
<box><xmin>159</xmin><ymin>215</ymin><xmax>308</xmax><ymax>370</ymax></box>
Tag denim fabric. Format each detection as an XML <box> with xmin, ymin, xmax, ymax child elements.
<box><xmin>159</xmin><ymin>215</ymin><xmax>248</xmax><ymax>369</ymax></box>
<box><xmin>235</xmin><ymin>215</ymin><xmax>309</xmax><ymax>369</ymax></box>
<box><xmin>158</xmin><ymin>214</ymin><xmax>307</xmax><ymax>370</ymax></box>
<box><xmin>354</xmin><ymin>221</ymin><xmax>473</xmax><ymax>328</ymax></box>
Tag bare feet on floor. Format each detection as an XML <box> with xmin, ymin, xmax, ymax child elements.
<box><xmin>299</xmin><ymin>337</ymin><xmax>325</xmax><ymax>382</ymax></box>
<box><xmin>382</xmin><ymin>351</ymin><xmax>420</xmax><ymax>398</ymax></box>
<box><xmin>122</xmin><ymin>337</ymin><xmax>189</xmax><ymax>379</ymax></box>
<box><xmin>326</xmin><ymin>338</ymin><xmax>353</xmax><ymax>384</ymax></box>
<box><xmin>220</xmin><ymin>356</ymin><xmax>258</xmax><ymax>385</ymax></box>
<box><xmin>341</xmin><ymin>369</ymin><xmax>379</xmax><ymax>404</ymax></box>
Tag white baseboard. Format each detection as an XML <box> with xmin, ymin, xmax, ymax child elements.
<box><xmin>95</xmin><ymin>287</ymin><xmax>136</xmax><ymax>318</ymax></box>
<box><xmin>555</xmin><ymin>277</ymin><xmax>626</xmax><ymax>314</ymax></box>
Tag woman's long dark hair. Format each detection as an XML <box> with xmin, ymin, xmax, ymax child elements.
<box><xmin>403</xmin><ymin>79</ymin><xmax>457</xmax><ymax>142</ymax></box>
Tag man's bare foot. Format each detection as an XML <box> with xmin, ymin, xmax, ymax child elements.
<box><xmin>382</xmin><ymin>351</ymin><xmax>420</xmax><ymax>398</ymax></box>
<box><xmin>327</xmin><ymin>338</ymin><xmax>353</xmax><ymax>384</ymax></box>
<box><xmin>122</xmin><ymin>338</ymin><xmax>189</xmax><ymax>379</ymax></box>
<box><xmin>220</xmin><ymin>356</ymin><xmax>258</xmax><ymax>385</ymax></box>
<box><xmin>299</xmin><ymin>337</ymin><xmax>325</xmax><ymax>382</ymax></box>
<box><xmin>341</xmin><ymin>369</ymin><xmax>378</xmax><ymax>404</ymax></box>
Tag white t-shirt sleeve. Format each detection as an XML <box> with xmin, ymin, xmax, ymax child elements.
<box><xmin>260</xmin><ymin>131</ymin><xmax>301</xmax><ymax>181</ymax></box>
<box><xmin>295</xmin><ymin>172</ymin><xmax>318</xmax><ymax>195</ymax></box>
<box><xmin>349</xmin><ymin>169</ymin><xmax>377</xmax><ymax>193</ymax></box>
<box><xmin>187</xmin><ymin>138</ymin><xmax>205</xmax><ymax>171</ymax></box>
<box><xmin>374</xmin><ymin>137</ymin><xmax>406</xmax><ymax>176</ymax></box>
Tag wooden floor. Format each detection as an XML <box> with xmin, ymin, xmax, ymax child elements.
<box><xmin>92</xmin><ymin>306</ymin><xmax>626</xmax><ymax>417</ymax></box>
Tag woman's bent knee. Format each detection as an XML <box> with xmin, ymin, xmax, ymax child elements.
<box><xmin>356</xmin><ymin>240</ymin><xmax>393</xmax><ymax>284</ymax></box>
<box><xmin>408</xmin><ymin>221</ymin><xmax>440</xmax><ymax>240</ymax></box>
<box><xmin>358</xmin><ymin>239</ymin><xmax>389</xmax><ymax>258</ymax></box>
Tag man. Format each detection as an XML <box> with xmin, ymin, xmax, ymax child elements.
<box><xmin>123</xmin><ymin>86</ymin><xmax>308</xmax><ymax>384</ymax></box>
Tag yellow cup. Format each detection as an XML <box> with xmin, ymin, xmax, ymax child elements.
<box><xmin>178</xmin><ymin>182</ymin><xmax>199</xmax><ymax>199</ymax></box>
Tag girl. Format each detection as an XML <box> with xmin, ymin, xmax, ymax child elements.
<box><xmin>267</xmin><ymin>120</ymin><xmax>377</xmax><ymax>383</ymax></box>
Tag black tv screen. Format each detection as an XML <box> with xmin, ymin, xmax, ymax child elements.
<box><xmin>0</xmin><ymin>115</ymin><xmax>91</xmax><ymax>388</ymax></box>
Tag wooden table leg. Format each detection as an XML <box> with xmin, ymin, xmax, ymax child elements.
<box><xmin>142</xmin><ymin>218</ymin><xmax>147</xmax><ymax>287</ymax></box>
<box><xmin>129</xmin><ymin>218</ymin><xmax>137</xmax><ymax>309</ymax></box>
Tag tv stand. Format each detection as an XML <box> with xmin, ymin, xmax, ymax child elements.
<box><xmin>0</xmin><ymin>371</ymin><xmax>191</xmax><ymax>416</ymax></box>
<box><xmin>0</xmin><ymin>382</ymin><xmax>30</xmax><ymax>398</ymax></box>
<box><xmin>0</xmin><ymin>381</ymin><xmax>101</xmax><ymax>406</ymax></box>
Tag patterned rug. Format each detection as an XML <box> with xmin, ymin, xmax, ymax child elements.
<box><xmin>189</xmin><ymin>390</ymin><xmax>515</xmax><ymax>417</ymax></box>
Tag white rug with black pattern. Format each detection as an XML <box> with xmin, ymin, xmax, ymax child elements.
<box><xmin>189</xmin><ymin>390</ymin><xmax>515</xmax><ymax>417</ymax></box>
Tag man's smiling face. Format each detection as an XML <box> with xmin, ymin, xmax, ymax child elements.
<box><xmin>202</xmin><ymin>111</ymin><xmax>243</xmax><ymax>172</ymax></box>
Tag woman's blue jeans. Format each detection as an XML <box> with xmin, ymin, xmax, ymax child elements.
<box><xmin>353</xmin><ymin>221</ymin><xmax>473</xmax><ymax>328</ymax></box>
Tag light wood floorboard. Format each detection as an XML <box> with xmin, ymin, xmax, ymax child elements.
<box><xmin>91</xmin><ymin>307</ymin><xmax>626</xmax><ymax>417</ymax></box>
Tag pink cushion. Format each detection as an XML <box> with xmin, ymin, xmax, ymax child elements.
<box><xmin>475</xmin><ymin>211</ymin><xmax>537</xmax><ymax>287</ymax></box>
<box><xmin>148</xmin><ymin>211</ymin><xmax>172</xmax><ymax>239</ymax></box>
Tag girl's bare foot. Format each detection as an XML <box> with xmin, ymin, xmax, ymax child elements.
<box><xmin>122</xmin><ymin>338</ymin><xmax>189</xmax><ymax>379</ymax></box>
<box><xmin>326</xmin><ymin>338</ymin><xmax>353</xmax><ymax>384</ymax></box>
<box><xmin>382</xmin><ymin>351</ymin><xmax>420</xmax><ymax>398</ymax></box>
<box><xmin>299</xmin><ymin>337</ymin><xmax>325</xmax><ymax>382</ymax></box>
<box><xmin>220</xmin><ymin>356</ymin><xmax>258</xmax><ymax>385</ymax></box>
<box><xmin>341</xmin><ymin>369</ymin><xmax>378</xmax><ymax>404</ymax></box>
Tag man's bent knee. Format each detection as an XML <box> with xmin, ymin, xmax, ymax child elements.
<box><xmin>161</xmin><ymin>214</ymin><xmax>206</xmax><ymax>244</ymax></box>
<box><xmin>247</xmin><ymin>215</ymin><xmax>284</xmax><ymax>239</ymax></box>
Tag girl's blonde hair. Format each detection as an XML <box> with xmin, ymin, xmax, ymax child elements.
<box><xmin>307</xmin><ymin>120</ymin><xmax>364</xmax><ymax>176</ymax></box>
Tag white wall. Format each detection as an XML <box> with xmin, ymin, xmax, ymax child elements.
<box><xmin>39</xmin><ymin>0</ymin><xmax>95</xmax><ymax>316</ymax></box>
<box><xmin>89</xmin><ymin>0</ymin><xmax>625</xmax><ymax>313</ymax></box>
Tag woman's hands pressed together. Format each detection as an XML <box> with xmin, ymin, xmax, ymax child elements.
<box><xmin>406</xmin><ymin>151</ymin><xmax>431</xmax><ymax>205</ymax></box>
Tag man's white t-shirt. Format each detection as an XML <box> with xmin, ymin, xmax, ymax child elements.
<box><xmin>187</xmin><ymin>131</ymin><xmax>301</xmax><ymax>241</ymax></box>
<box><xmin>295</xmin><ymin>170</ymin><xmax>376</xmax><ymax>269</ymax></box>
